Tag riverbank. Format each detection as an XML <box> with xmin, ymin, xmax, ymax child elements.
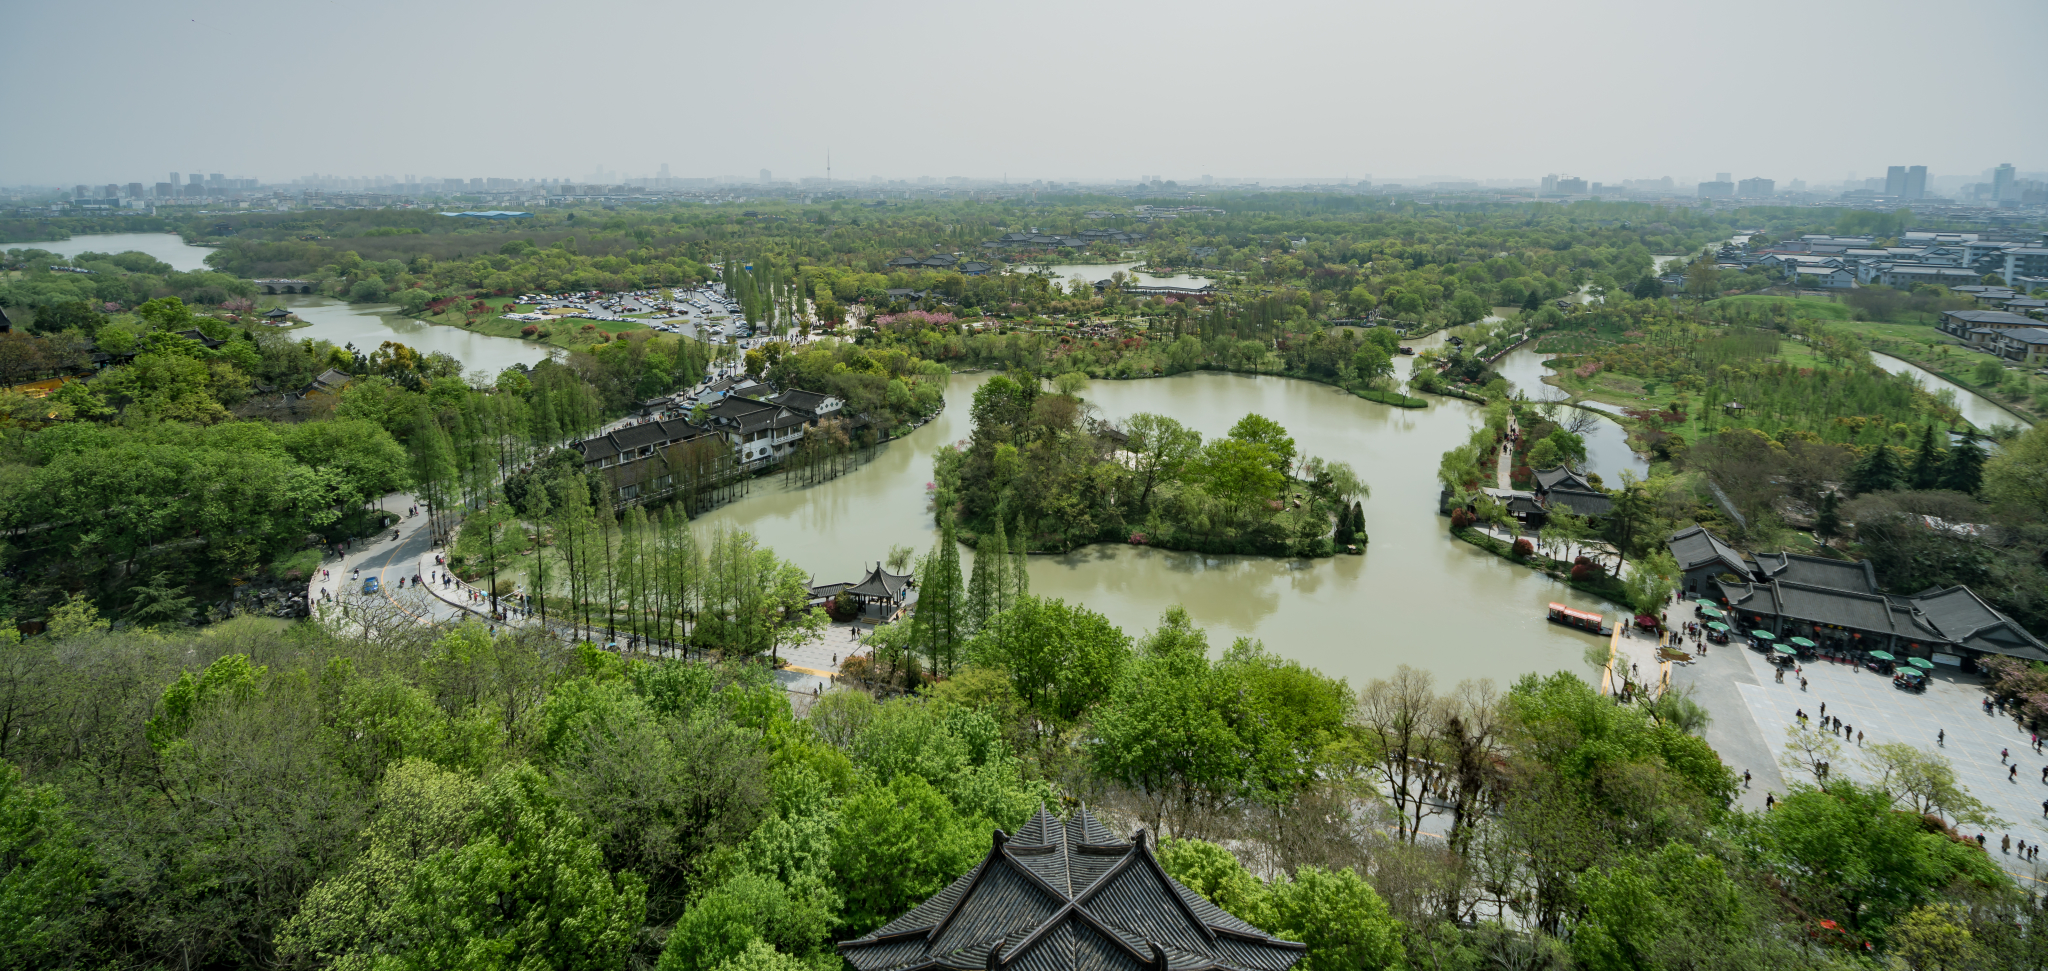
<box><xmin>1449</xmin><ymin>523</ymin><xmax>1633</xmax><ymax>604</ymax></box>
<box><xmin>1088</xmin><ymin>363</ymin><xmax>1428</xmax><ymax>408</ymax></box>
<box><xmin>1868</xmin><ymin>346</ymin><xmax>2040</xmax><ymax>427</ymax></box>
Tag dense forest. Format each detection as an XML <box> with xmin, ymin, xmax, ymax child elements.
<box><xmin>0</xmin><ymin>287</ymin><xmax>720</xmax><ymax>627</ymax></box>
<box><xmin>2</xmin><ymin>563</ymin><xmax>2033</xmax><ymax>970</ymax></box>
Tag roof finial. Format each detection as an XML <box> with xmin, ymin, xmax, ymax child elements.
<box><xmin>993</xmin><ymin>828</ymin><xmax>1008</xmax><ymax>850</ymax></box>
<box><xmin>1132</xmin><ymin>827</ymin><xmax>1148</xmax><ymax>848</ymax></box>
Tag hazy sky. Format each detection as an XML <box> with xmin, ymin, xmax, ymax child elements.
<box><xmin>6</xmin><ymin>0</ymin><xmax>2043</xmax><ymax>187</ymax></box>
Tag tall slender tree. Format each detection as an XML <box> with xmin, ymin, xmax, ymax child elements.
<box><xmin>965</xmin><ymin>519</ymin><xmax>1010</xmax><ymax>633</ymax></box>
<box><xmin>913</xmin><ymin>516</ymin><xmax>966</xmax><ymax>676</ymax></box>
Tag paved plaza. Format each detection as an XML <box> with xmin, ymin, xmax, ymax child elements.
<box><xmin>1713</xmin><ymin>640</ymin><xmax>2048</xmax><ymax>885</ymax></box>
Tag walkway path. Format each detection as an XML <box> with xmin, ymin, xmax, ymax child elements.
<box><xmin>304</xmin><ymin>490</ymin><xmax>866</xmax><ymax>702</ymax></box>
<box><xmin>304</xmin><ymin>493</ymin><xmax>471</xmax><ymax>628</ymax></box>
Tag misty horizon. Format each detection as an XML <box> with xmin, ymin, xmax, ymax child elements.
<box><xmin>5</xmin><ymin>0</ymin><xmax>2043</xmax><ymax>188</ymax></box>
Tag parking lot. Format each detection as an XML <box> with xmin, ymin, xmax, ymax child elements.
<box><xmin>501</xmin><ymin>285</ymin><xmax>819</xmax><ymax>352</ymax></box>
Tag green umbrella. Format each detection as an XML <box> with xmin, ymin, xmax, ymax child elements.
<box><xmin>1706</xmin><ymin>621</ymin><xmax>1729</xmax><ymax>632</ymax></box>
<box><xmin>1751</xmin><ymin>630</ymin><xmax>1776</xmax><ymax>640</ymax></box>
<box><xmin>1774</xmin><ymin>645</ymin><xmax>1796</xmax><ymax>655</ymax></box>
<box><xmin>1908</xmin><ymin>657</ymin><xmax>1935</xmax><ymax>670</ymax></box>
<box><xmin>1699</xmin><ymin>606</ymin><xmax>1724</xmax><ymax>618</ymax></box>
<box><xmin>1868</xmin><ymin>650</ymin><xmax>1896</xmax><ymax>661</ymax></box>
<box><xmin>1789</xmin><ymin>636</ymin><xmax>1816</xmax><ymax>648</ymax></box>
<box><xmin>1694</xmin><ymin>599</ymin><xmax>1718</xmax><ymax>608</ymax></box>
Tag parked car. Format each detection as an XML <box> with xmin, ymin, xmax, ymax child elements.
<box><xmin>363</xmin><ymin>576</ymin><xmax>380</xmax><ymax>595</ymax></box>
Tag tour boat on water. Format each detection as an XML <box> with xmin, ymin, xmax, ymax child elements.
<box><xmin>1546</xmin><ymin>602</ymin><xmax>1612</xmax><ymax>635</ymax></box>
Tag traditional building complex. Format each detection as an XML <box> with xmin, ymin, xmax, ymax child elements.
<box><xmin>1668</xmin><ymin>525</ymin><xmax>2048</xmax><ymax>669</ymax></box>
<box><xmin>571</xmin><ymin>382</ymin><xmax>858</xmax><ymax>509</ymax></box>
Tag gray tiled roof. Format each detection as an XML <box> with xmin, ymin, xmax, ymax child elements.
<box><xmin>1750</xmin><ymin>551</ymin><xmax>1877</xmax><ymax>593</ymax></box>
<box><xmin>1669</xmin><ymin>525</ymin><xmax>1750</xmax><ymax>576</ymax></box>
<box><xmin>572</xmin><ymin>418</ymin><xmax>714</xmax><ymax>463</ymax></box>
<box><xmin>1685</xmin><ymin>525</ymin><xmax>2048</xmax><ymax>662</ymax></box>
<box><xmin>1531</xmin><ymin>466</ymin><xmax>1592</xmax><ymax>493</ymax></box>
<box><xmin>1543</xmin><ymin>487</ymin><xmax>1613</xmax><ymax>518</ymax></box>
<box><xmin>839</xmin><ymin>806</ymin><xmax>1305</xmax><ymax>971</ymax></box>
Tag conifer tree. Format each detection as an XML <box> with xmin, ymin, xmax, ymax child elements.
<box><xmin>965</xmin><ymin>519</ymin><xmax>1010</xmax><ymax>632</ymax></box>
<box><xmin>1848</xmin><ymin>443</ymin><xmax>1906</xmax><ymax>495</ymax></box>
<box><xmin>1941</xmin><ymin>436</ymin><xmax>1986</xmax><ymax>495</ymax></box>
<box><xmin>1909</xmin><ymin>424</ymin><xmax>1943</xmax><ymax>490</ymax></box>
<box><xmin>912</xmin><ymin>515</ymin><xmax>965</xmax><ymax>676</ymax></box>
<box><xmin>1010</xmin><ymin>514</ymin><xmax>1031</xmax><ymax>604</ymax></box>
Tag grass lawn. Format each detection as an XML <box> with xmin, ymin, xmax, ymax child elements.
<box><xmin>415</xmin><ymin>303</ymin><xmax>659</xmax><ymax>351</ymax></box>
<box><xmin>1708</xmin><ymin>294</ymin><xmax>1854</xmax><ymax>320</ymax></box>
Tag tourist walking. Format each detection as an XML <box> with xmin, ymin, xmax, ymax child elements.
<box><xmin>1742</xmin><ymin>769</ymin><xmax>1751</xmax><ymax>789</ymax></box>
<box><xmin>1939</xmin><ymin>729</ymin><xmax>1946</xmax><ymax>746</ymax></box>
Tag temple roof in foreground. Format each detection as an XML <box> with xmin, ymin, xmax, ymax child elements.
<box><xmin>838</xmin><ymin>806</ymin><xmax>1305</xmax><ymax>971</ymax></box>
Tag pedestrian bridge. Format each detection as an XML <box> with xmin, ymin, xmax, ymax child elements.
<box><xmin>253</xmin><ymin>278</ymin><xmax>315</xmax><ymax>294</ymax></box>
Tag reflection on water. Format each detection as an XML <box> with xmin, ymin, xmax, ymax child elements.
<box><xmin>699</xmin><ymin>369</ymin><xmax>1624</xmax><ymax>687</ymax></box>
<box><xmin>1868</xmin><ymin>351</ymin><xmax>2032</xmax><ymax>430</ymax></box>
<box><xmin>283</xmin><ymin>296</ymin><xmax>557</xmax><ymax>375</ymax></box>
<box><xmin>19</xmin><ymin>232</ymin><xmax>217</xmax><ymax>273</ymax></box>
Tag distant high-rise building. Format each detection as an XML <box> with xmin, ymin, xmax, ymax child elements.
<box><xmin>155</xmin><ymin>182</ymin><xmax>174</xmax><ymax>199</ymax></box>
<box><xmin>1993</xmin><ymin>163</ymin><xmax>2017</xmax><ymax>201</ymax></box>
<box><xmin>1904</xmin><ymin>165</ymin><xmax>1927</xmax><ymax>200</ymax></box>
<box><xmin>1698</xmin><ymin>180</ymin><xmax>1735</xmax><ymax>199</ymax></box>
<box><xmin>208</xmin><ymin>173</ymin><xmax>224</xmax><ymax>185</ymax></box>
<box><xmin>1885</xmin><ymin>166</ymin><xmax>1906</xmax><ymax>196</ymax></box>
<box><xmin>169</xmin><ymin>171</ymin><xmax>179</xmax><ymax>187</ymax></box>
<box><xmin>1556</xmin><ymin>176</ymin><xmax>1587</xmax><ymax>194</ymax></box>
<box><xmin>659</xmin><ymin>163</ymin><xmax>671</xmax><ymax>178</ymax></box>
<box><xmin>103</xmin><ymin>184</ymin><xmax>119</xmax><ymax>199</ymax></box>
<box><xmin>188</xmin><ymin>173</ymin><xmax>202</xmax><ymax>185</ymax></box>
<box><xmin>760</xmin><ymin>168</ymin><xmax>772</xmax><ymax>183</ymax></box>
<box><xmin>1540</xmin><ymin>173</ymin><xmax>1559</xmax><ymax>194</ymax></box>
<box><xmin>126</xmin><ymin>183</ymin><xmax>144</xmax><ymax>198</ymax></box>
<box><xmin>73</xmin><ymin>185</ymin><xmax>89</xmax><ymax>200</ymax></box>
<box><xmin>1737</xmin><ymin>177</ymin><xmax>1774</xmax><ymax>197</ymax></box>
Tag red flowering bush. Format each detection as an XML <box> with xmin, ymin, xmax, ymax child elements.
<box><xmin>1571</xmin><ymin>562</ymin><xmax>1599</xmax><ymax>581</ymax></box>
<box><xmin>1450</xmin><ymin>509</ymin><xmax>1474</xmax><ymax>529</ymax></box>
<box><xmin>1512</xmin><ymin>538</ymin><xmax>1535</xmax><ymax>558</ymax></box>
<box><xmin>521</xmin><ymin>325</ymin><xmax>539</xmax><ymax>337</ymax></box>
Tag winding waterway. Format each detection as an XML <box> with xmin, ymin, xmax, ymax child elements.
<box><xmin>282</xmin><ymin>296</ymin><xmax>558</xmax><ymax>375</ymax></box>
<box><xmin>1491</xmin><ymin>345</ymin><xmax>1650</xmax><ymax>481</ymax></box>
<box><xmin>18</xmin><ymin>231</ymin><xmax>216</xmax><ymax>272</ymax></box>
<box><xmin>19</xmin><ymin>231</ymin><xmax>1640</xmax><ymax>686</ymax></box>
<box><xmin>698</xmin><ymin>354</ymin><xmax>1626</xmax><ymax>688</ymax></box>
<box><xmin>1868</xmin><ymin>351</ymin><xmax>2033</xmax><ymax>430</ymax></box>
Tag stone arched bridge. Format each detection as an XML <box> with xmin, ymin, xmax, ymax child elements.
<box><xmin>253</xmin><ymin>279</ymin><xmax>315</xmax><ymax>294</ymax></box>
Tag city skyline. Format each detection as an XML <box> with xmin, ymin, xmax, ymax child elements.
<box><xmin>4</xmin><ymin>0</ymin><xmax>2044</xmax><ymax>186</ymax></box>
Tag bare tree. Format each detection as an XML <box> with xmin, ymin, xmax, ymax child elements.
<box><xmin>1355</xmin><ymin>666</ymin><xmax>1448</xmax><ymax>843</ymax></box>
